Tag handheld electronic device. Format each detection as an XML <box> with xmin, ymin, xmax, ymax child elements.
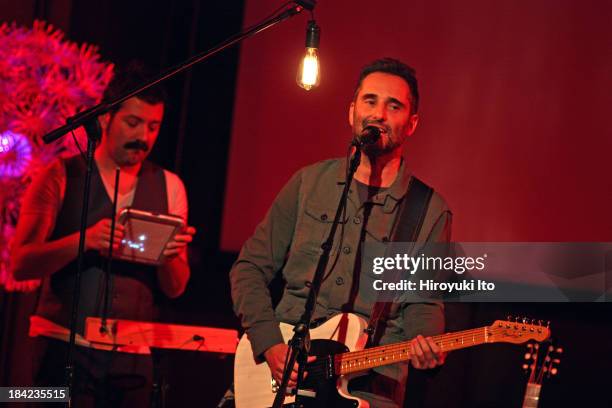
<box><xmin>115</xmin><ymin>208</ymin><xmax>185</xmax><ymax>265</ymax></box>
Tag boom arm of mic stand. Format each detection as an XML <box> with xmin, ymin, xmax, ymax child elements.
<box><xmin>42</xmin><ymin>1</ymin><xmax>310</xmax><ymax>144</ymax></box>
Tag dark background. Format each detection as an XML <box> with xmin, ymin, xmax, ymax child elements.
<box><xmin>1</xmin><ymin>1</ymin><xmax>611</xmax><ymax>407</ymax></box>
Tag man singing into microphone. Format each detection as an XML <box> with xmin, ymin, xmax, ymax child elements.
<box><xmin>11</xmin><ymin>61</ymin><xmax>195</xmax><ymax>406</ymax></box>
<box><xmin>230</xmin><ymin>58</ymin><xmax>451</xmax><ymax>407</ymax></box>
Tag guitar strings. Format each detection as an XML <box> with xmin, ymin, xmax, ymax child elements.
<box><xmin>340</xmin><ymin>323</ymin><xmax>544</xmax><ymax>361</ymax></box>
<box><xmin>337</xmin><ymin>331</ymin><xmax>516</xmax><ymax>367</ymax></box>
<box><xmin>292</xmin><ymin>325</ymin><xmax>546</xmax><ymax>378</ymax></box>
<box><xmin>305</xmin><ymin>328</ymin><xmax>494</xmax><ymax>378</ymax></box>
<box><xmin>335</xmin><ymin>326</ymin><xmax>545</xmax><ymax>373</ymax></box>
<box><xmin>336</xmin><ymin>327</ymin><xmax>488</xmax><ymax>361</ymax></box>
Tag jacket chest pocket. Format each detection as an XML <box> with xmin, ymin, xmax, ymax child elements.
<box><xmin>362</xmin><ymin>199</ymin><xmax>400</xmax><ymax>243</ymax></box>
<box><xmin>291</xmin><ymin>201</ymin><xmax>346</xmax><ymax>258</ymax></box>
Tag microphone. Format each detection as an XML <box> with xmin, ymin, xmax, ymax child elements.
<box><xmin>353</xmin><ymin>126</ymin><xmax>381</xmax><ymax>147</ymax></box>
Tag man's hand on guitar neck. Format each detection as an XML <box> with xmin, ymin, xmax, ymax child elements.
<box><xmin>264</xmin><ymin>343</ymin><xmax>317</xmax><ymax>391</ymax></box>
<box><xmin>409</xmin><ymin>335</ymin><xmax>446</xmax><ymax>369</ymax></box>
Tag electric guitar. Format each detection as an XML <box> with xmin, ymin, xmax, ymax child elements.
<box><xmin>521</xmin><ymin>341</ymin><xmax>562</xmax><ymax>408</ymax></box>
<box><xmin>234</xmin><ymin>313</ymin><xmax>551</xmax><ymax>407</ymax></box>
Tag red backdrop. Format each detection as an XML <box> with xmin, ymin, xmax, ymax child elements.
<box><xmin>222</xmin><ymin>0</ymin><xmax>612</xmax><ymax>251</ymax></box>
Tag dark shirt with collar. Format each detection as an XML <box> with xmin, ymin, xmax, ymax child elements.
<box><xmin>230</xmin><ymin>157</ymin><xmax>452</xmax><ymax>406</ymax></box>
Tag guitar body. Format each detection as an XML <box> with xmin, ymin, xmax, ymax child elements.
<box><xmin>234</xmin><ymin>313</ymin><xmax>371</xmax><ymax>408</ymax></box>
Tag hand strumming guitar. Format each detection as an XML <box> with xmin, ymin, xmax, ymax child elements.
<box><xmin>264</xmin><ymin>343</ymin><xmax>317</xmax><ymax>391</ymax></box>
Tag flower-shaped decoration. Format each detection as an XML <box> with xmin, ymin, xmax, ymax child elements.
<box><xmin>0</xmin><ymin>21</ymin><xmax>114</xmax><ymax>291</ymax></box>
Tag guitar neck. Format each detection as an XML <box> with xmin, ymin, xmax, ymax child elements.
<box><xmin>335</xmin><ymin>326</ymin><xmax>490</xmax><ymax>375</ymax></box>
<box><xmin>522</xmin><ymin>383</ymin><xmax>542</xmax><ymax>408</ymax></box>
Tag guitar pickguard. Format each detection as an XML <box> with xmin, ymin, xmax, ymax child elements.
<box><xmin>292</xmin><ymin>339</ymin><xmax>357</xmax><ymax>407</ymax></box>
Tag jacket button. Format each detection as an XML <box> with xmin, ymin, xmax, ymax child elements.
<box><xmin>336</xmin><ymin>277</ymin><xmax>344</xmax><ymax>285</ymax></box>
<box><xmin>342</xmin><ymin>246</ymin><xmax>351</xmax><ymax>254</ymax></box>
<box><xmin>320</xmin><ymin>213</ymin><xmax>328</xmax><ymax>221</ymax></box>
<box><xmin>353</xmin><ymin>216</ymin><xmax>361</xmax><ymax>224</ymax></box>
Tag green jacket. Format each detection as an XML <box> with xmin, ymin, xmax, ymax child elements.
<box><xmin>230</xmin><ymin>157</ymin><xmax>452</xmax><ymax>404</ymax></box>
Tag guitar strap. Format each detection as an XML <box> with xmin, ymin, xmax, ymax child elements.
<box><xmin>365</xmin><ymin>176</ymin><xmax>433</xmax><ymax>347</ymax></box>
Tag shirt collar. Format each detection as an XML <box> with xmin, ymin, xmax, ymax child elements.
<box><xmin>335</xmin><ymin>156</ymin><xmax>412</xmax><ymax>210</ymax></box>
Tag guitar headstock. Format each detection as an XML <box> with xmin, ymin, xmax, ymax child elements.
<box><xmin>488</xmin><ymin>316</ymin><xmax>550</xmax><ymax>344</ymax></box>
<box><xmin>523</xmin><ymin>341</ymin><xmax>563</xmax><ymax>383</ymax></box>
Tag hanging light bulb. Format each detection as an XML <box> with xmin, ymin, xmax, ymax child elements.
<box><xmin>297</xmin><ymin>20</ymin><xmax>320</xmax><ymax>90</ymax></box>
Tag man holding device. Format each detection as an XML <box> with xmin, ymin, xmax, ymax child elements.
<box><xmin>11</xmin><ymin>62</ymin><xmax>195</xmax><ymax>406</ymax></box>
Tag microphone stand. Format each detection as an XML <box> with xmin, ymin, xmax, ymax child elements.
<box><xmin>272</xmin><ymin>141</ymin><xmax>364</xmax><ymax>408</ymax></box>
<box><xmin>100</xmin><ymin>167</ymin><xmax>120</xmax><ymax>335</ymax></box>
<box><xmin>39</xmin><ymin>2</ymin><xmax>316</xmax><ymax>405</ymax></box>
<box><xmin>63</xmin><ymin>119</ymin><xmax>101</xmax><ymax>407</ymax></box>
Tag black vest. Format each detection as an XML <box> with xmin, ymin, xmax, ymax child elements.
<box><xmin>35</xmin><ymin>155</ymin><xmax>168</xmax><ymax>335</ymax></box>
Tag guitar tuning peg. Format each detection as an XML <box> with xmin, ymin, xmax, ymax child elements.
<box><xmin>522</xmin><ymin>364</ymin><xmax>529</xmax><ymax>370</ymax></box>
<box><xmin>548</xmin><ymin>345</ymin><xmax>554</xmax><ymax>352</ymax></box>
<box><xmin>546</xmin><ymin>320</ymin><xmax>551</xmax><ymax>328</ymax></box>
<box><xmin>524</xmin><ymin>352</ymin><xmax>531</xmax><ymax>360</ymax></box>
<box><xmin>538</xmin><ymin>319</ymin><xmax>543</xmax><ymax>326</ymax></box>
<box><xmin>553</xmin><ymin>358</ymin><xmax>561</xmax><ymax>364</ymax></box>
<box><xmin>551</xmin><ymin>368</ymin><xmax>558</xmax><ymax>375</ymax></box>
<box><xmin>522</xmin><ymin>317</ymin><xmax>527</xmax><ymax>324</ymax></box>
<box><xmin>507</xmin><ymin>314</ymin><xmax>513</xmax><ymax>321</ymax></box>
<box><xmin>527</xmin><ymin>343</ymin><xmax>534</xmax><ymax>349</ymax></box>
<box><xmin>534</xmin><ymin>343</ymin><xmax>540</xmax><ymax>350</ymax></box>
<box><xmin>530</xmin><ymin>318</ymin><xmax>536</xmax><ymax>325</ymax></box>
<box><xmin>556</xmin><ymin>347</ymin><xmax>563</xmax><ymax>354</ymax></box>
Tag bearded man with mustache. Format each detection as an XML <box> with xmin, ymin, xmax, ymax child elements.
<box><xmin>11</xmin><ymin>61</ymin><xmax>195</xmax><ymax>407</ymax></box>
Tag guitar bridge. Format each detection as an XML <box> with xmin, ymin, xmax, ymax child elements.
<box><xmin>271</xmin><ymin>379</ymin><xmax>317</xmax><ymax>396</ymax></box>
